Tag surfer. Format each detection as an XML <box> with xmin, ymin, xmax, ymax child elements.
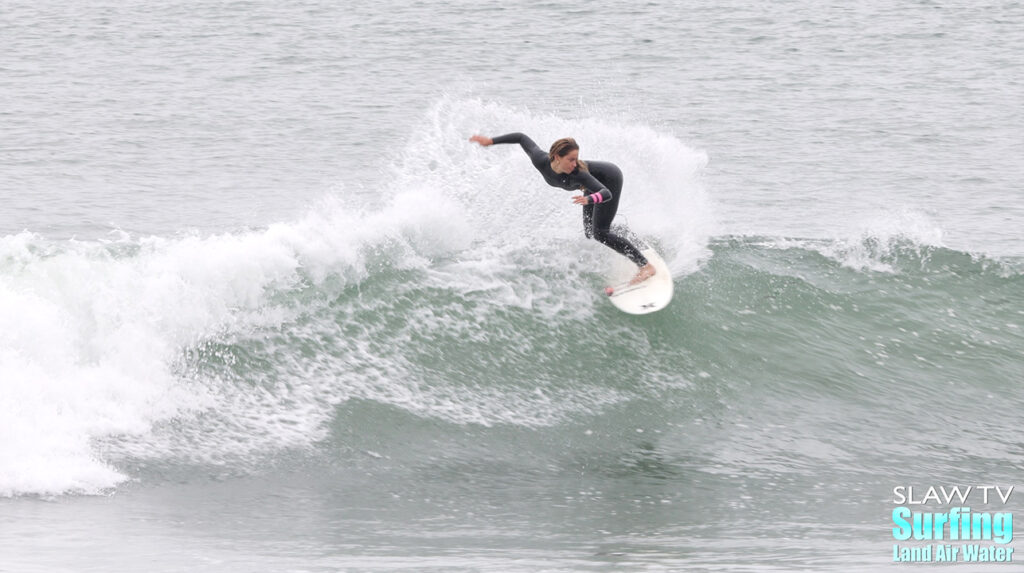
<box><xmin>469</xmin><ymin>133</ymin><xmax>656</xmax><ymax>285</ymax></box>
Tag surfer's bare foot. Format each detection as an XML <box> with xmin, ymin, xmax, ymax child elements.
<box><xmin>629</xmin><ymin>263</ymin><xmax>656</xmax><ymax>285</ymax></box>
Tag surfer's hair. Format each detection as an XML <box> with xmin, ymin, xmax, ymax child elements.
<box><xmin>549</xmin><ymin>138</ymin><xmax>588</xmax><ymax>172</ymax></box>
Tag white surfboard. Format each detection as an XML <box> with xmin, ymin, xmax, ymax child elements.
<box><xmin>604</xmin><ymin>247</ymin><xmax>673</xmax><ymax>315</ymax></box>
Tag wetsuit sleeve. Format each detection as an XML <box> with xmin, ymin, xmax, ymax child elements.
<box><xmin>489</xmin><ymin>133</ymin><xmax>549</xmax><ymax>170</ymax></box>
<box><xmin>576</xmin><ymin>171</ymin><xmax>613</xmax><ymax>205</ymax></box>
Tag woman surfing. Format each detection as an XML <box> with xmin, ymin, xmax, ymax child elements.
<box><xmin>469</xmin><ymin>133</ymin><xmax>656</xmax><ymax>286</ymax></box>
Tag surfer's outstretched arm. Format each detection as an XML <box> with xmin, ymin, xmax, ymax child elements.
<box><xmin>470</xmin><ymin>132</ymin><xmax>549</xmax><ymax>170</ymax></box>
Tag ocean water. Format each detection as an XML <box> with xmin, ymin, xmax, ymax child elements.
<box><xmin>1</xmin><ymin>1</ymin><xmax>1022</xmax><ymax>571</ymax></box>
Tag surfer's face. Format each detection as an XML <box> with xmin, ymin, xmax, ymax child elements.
<box><xmin>553</xmin><ymin>149</ymin><xmax>579</xmax><ymax>174</ymax></box>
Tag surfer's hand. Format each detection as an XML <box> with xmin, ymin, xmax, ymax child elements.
<box><xmin>572</xmin><ymin>195</ymin><xmax>589</xmax><ymax>205</ymax></box>
<box><xmin>469</xmin><ymin>135</ymin><xmax>493</xmax><ymax>147</ymax></box>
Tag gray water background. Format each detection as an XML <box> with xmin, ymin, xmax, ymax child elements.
<box><xmin>2</xmin><ymin>2</ymin><xmax>1023</xmax><ymax>572</ymax></box>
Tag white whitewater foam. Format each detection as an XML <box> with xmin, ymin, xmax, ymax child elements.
<box><xmin>0</xmin><ymin>182</ymin><xmax>469</xmax><ymax>496</ymax></box>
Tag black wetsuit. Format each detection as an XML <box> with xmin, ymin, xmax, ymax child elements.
<box><xmin>490</xmin><ymin>132</ymin><xmax>648</xmax><ymax>267</ymax></box>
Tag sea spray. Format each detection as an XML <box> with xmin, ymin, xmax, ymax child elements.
<box><xmin>1</xmin><ymin>100</ymin><xmax>737</xmax><ymax>497</ymax></box>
